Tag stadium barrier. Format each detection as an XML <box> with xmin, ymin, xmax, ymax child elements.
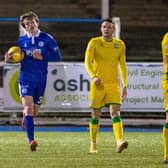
<box><xmin>0</xmin><ymin>17</ymin><xmax>121</xmax><ymax>39</ymax></box>
<box><xmin>0</xmin><ymin>62</ymin><xmax>164</xmax><ymax>113</ymax></box>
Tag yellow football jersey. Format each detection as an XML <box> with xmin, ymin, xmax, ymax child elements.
<box><xmin>161</xmin><ymin>33</ymin><xmax>168</xmax><ymax>110</ymax></box>
<box><xmin>162</xmin><ymin>32</ymin><xmax>168</xmax><ymax>76</ymax></box>
<box><xmin>85</xmin><ymin>36</ymin><xmax>127</xmax><ymax>87</ymax></box>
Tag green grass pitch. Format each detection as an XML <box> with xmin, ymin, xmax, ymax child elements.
<box><xmin>0</xmin><ymin>131</ymin><xmax>166</xmax><ymax>168</ymax></box>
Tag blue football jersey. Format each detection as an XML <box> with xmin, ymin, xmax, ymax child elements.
<box><xmin>18</xmin><ymin>31</ymin><xmax>62</xmax><ymax>83</ymax></box>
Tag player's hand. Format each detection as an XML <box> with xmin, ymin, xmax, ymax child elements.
<box><xmin>33</xmin><ymin>51</ymin><xmax>43</xmax><ymax>60</ymax></box>
<box><xmin>165</xmin><ymin>55</ymin><xmax>168</xmax><ymax>64</ymax></box>
<box><xmin>21</xmin><ymin>116</ymin><xmax>25</xmax><ymax>131</ymax></box>
<box><xmin>92</xmin><ymin>76</ymin><xmax>101</xmax><ymax>86</ymax></box>
<box><xmin>4</xmin><ymin>52</ymin><xmax>13</xmax><ymax>63</ymax></box>
<box><xmin>122</xmin><ymin>86</ymin><xmax>127</xmax><ymax>98</ymax></box>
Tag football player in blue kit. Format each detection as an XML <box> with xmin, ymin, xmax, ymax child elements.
<box><xmin>5</xmin><ymin>11</ymin><xmax>62</xmax><ymax>152</ymax></box>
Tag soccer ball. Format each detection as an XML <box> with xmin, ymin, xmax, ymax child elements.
<box><xmin>7</xmin><ymin>46</ymin><xmax>24</xmax><ymax>63</ymax></box>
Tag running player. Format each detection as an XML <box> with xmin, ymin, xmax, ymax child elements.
<box><xmin>5</xmin><ymin>11</ymin><xmax>62</xmax><ymax>152</ymax></box>
<box><xmin>84</xmin><ymin>18</ymin><xmax>128</xmax><ymax>154</ymax></box>
<box><xmin>161</xmin><ymin>32</ymin><xmax>168</xmax><ymax>163</ymax></box>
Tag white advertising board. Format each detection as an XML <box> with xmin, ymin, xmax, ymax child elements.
<box><xmin>121</xmin><ymin>63</ymin><xmax>163</xmax><ymax>112</ymax></box>
<box><xmin>2</xmin><ymin>62</ymin><xmax>164</xmax><ymax>112</ymax></box>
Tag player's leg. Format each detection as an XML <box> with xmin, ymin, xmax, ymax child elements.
<box><xmin>21</xmin><ymin>112</ymin><xmax>25</xmax><ymax>130</ymax></box>
<box><xmin>162</xmin><ymin>105</ymin><xmax>168</xmax><ymax>163</ymax></box>
<box><xmin>19</xmin><ymin>81</ymin><xmax>38</xmax><ymax>151</ymax></box>
<box><xmin>106</xmin><ymin>83</ymin><xmax>128</xmax><ymax>153</ymax></box>
<box><xmin>33</xmin><ymin>104</ymin><xmax>39</xmax><ymax>117</ymax></box>
<box><xmin>89</xmin><ymin>82</ymin><xmax>104</xmax><ymax>153</ymax></box>
<box><xmin>163</xmin><ymin>113</ymin><xmax>168</xmax><ymax>163</ymax></box>
<box><xmin>89</xmin><ymin>109</ymin><xmax>101</xmax><ymax>153</ymax></box>
<box><xmin>27</xmin><ymin>82</ymin><xmax>46</xmax><ymax>151</ymax></box>
<box><xmin>109</xmin><ymin>104</ymin><xmax>128</xmax><ymax>153</ymax></box>
<box><xmin>22</xmin><ymin>96</ymin><xmax>37</xmax><ymax>152</ymax></box>
<box><xmin>20</xmin><ymin>102</ymin><xmax>39</xmax><ymax>151</ymax></box>
<box><xmin>162</xmin><ymin>80</ymin><xmax>168</xmax><ymax>163</ymax></box>
<box><xmin>21</xmin><ymin>105</ymin><xmax>38</xmax><ymax>130</ymax></box>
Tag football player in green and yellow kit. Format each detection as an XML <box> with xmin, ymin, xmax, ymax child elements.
<box><xmin>161</xmin><ymin>32</ymin><xmax>168</xmax><ymax>163</ymax></box>
<box><xmin>85</xmin><ymin>18</ymin><xmax>128</xmax><ymax>154</ymax></box>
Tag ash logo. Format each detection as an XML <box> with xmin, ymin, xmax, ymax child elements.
<box><xmin>53</xmin><ymin>74</ymin><xmax>90</xmax><ymax>92</ymax></box>
<box><xmin>50</xmin><ymin>68</ymin><xmax>90</xmax><ymax>91</ymax></box>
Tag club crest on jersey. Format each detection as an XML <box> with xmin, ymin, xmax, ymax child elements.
<box><xmin>24</xmin><ymin>43</ymin><xmax>27</xmax><ymax>47</ymax></box>
<box><xmin>113</xmin><ymin>43</ymin><xmax>119</xmax><ymax>48</ymax></box>
<box><xmin>38</xmin><ymin>41</ymin><xmax>44</xmax><ymax>47</ymax></box>
<box><xmin>21</xmin><ymin>87</ymin><xmax>28</xmax><ymax>94</ymax></box>
<box><xmin>164</xmin><ymin>44</ymin><xmax>168</xmax><ymax>49</ymax></box>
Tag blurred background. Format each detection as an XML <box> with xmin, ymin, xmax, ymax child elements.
<box><xmin>1</xmin><ymin>0</ymin><xmax>168</xmax><ymax>62</ymax></box>
<box><xmin>0</xmin><ymin>0</ymin><xmax>167</xmax><ymax>127</ymax></box>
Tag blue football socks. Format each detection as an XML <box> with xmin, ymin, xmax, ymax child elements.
<box><xmin>24</xmin><ymin>116</ymin><xmax>34</xmax><ymax>143</ymax></box>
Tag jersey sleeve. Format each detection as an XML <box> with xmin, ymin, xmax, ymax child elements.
<box><xmin>119</xmin><ymin>41</ymin><xmax>127</xmax><ymax>87</ymax></box>
<box><xmin>162</xmin><ymin>33</ymin><xmax>168</xmax><ymax>74</ymax></box>
<box><xmin>84</xmin><ymin>39</ymin><xmax>96</xmax><ymax>78</ymax></box>
<box><xmin>162</xmin><ymin>33</ymin><xmax>168</xmax><ymax>56</ymax></box>
<box><xmin>45</xmin><ymin>34</ymin><xmax>62</xmax><ymax>62</ymax></box>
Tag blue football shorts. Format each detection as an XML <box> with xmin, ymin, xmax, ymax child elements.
<box><xmin>18</xmin><ymin>80</ymin><xmax>46</xmax><ymax>105</ymax></box>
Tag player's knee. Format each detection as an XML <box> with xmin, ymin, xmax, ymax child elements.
<box><xmin>33</xmin><ymin>109</ymin><xmax>39</xmax><ymax>117</ymax></box>
<box><xmin>23</xmin><ymin>106</ymin><xmax>33</xmax><ymax>116</ymax></box>
<box><xmin>33</xmin><ymin>104</ymin><xmax>39</xmax><ymax>117</ymax></box>
<box><xmin>110</xmin><ymin>111</ymin><xmax>120</xmax><ymax>118</ymax></box>
<box><xmin>91</xmin><ymin>109</ymin><xmax>102</xmax><ymax>119</ymax></box>
<box><xmin>109</xmin><ymin>105</ymin><xmax>120</xmax><ymax>117</ymax></box>
<box><xmin>92</xmin><ymin>113</ymin><xmax>101</xmax><ymax>119</ymax></box>
<box><xmin>110</xmin><ymin>109</ymin><xmax>120</xmax><ymax>118</ymax></box>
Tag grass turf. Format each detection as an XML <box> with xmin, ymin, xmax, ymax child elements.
<box><xmin>0</xmin><ymin>131</ymin><xmax>166</xmax><ymax>168</ymax></box>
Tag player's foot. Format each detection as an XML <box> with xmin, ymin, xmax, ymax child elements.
<box><xmin>21</xmin><ymin>117</ymin><xmax>25</xmax><ymax>131</ymax></box>
<box><xmin>89</xmin><ymin>142</ymin><xmax>98</xmax><ymax>154</ymax></box>
<box><xmin>30</xmin><ymin>140</ymin><xmax>38</xmax><ymax>152</ymax></box>
<box><xmin>163</xmin><ymin>158</ymin><xmax>168</xmax><ymax>164</ymax></box>
<box><xmin>116</xmin><ymin>140</ymin><xmax>128</xmax><ymax>153</ymax></box>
